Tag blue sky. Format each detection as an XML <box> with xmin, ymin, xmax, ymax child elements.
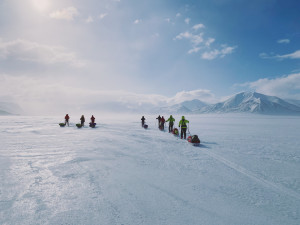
<box><xmin>0</xmin><ymin>0</ymin><xmax>299</xmax><ymax>114</ymax></box>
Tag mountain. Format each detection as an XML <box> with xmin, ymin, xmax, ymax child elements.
<box><xmin>197</xmin><ymin>92</ymin><xmax>300</xmax><ymax>115</ymax></box>
<box><xmin>179</xmin><ymin>99</ymin><xmax>208</xmax><ymax>111</ymax></box>
<box><xmin>0</xmin><ymin>109</ymin><xmax>11</xmax><ymax>115</ymax></box>
<box><xmin>155</xmin><ymin>99</ymin><xmax>207</xmax><ymax>114</ymax></box>
<box><xmin>0</xmin><ymin>102</ymin><xmax>22</xmax><ymax>115</ymax></box>
<box><xmin>285</xmin><ymin>99</ymin><xmax>300</xmax><ymax>107</ymax></box>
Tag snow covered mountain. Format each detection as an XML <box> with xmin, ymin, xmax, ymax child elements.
<box><xmin>0</xmin><ymin>102</ymin><xmax>22</xmax><ymax>115</ymax></box>
<box><xmin>197</xmin><ymin>92</ymin><xmax>300</xmax><ymax>115</ymax></box>
<box><xmin>156</xmin><ymin>99</ymin><xmax>207</xmax><ymax>114</ymax></box>
<box><xmin>286</xmin><ymin>99</ymin><xmax>300</xmax><ymax>107</ymax></box>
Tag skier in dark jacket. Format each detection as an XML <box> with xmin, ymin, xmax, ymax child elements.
<box><xmin>141</xmin><ymin>116</ymin><xmax>146</xmax><ymax>126</ymax></box>
<box><xmin>65</xmin><ymin>114</ymin><xmax>70</xmax><ymax>126</ymax></box>
<box><xmin>80</xmin><ymin>115</ymin><xmax>85</xmax><ymax>126</ymax></box>
<box><xmin>160</xmin><ymin>116</ymin><xmax>166</xmax><ymax>130</ymax></box>
<box><xmin>166</xmin><ymin>115</ymin><xmax>175</xmax><ymax>133</ymax></box>
<box><xmin>178</xmin><ymin>116</ymin><xmax>189</xmax><ymax>139</ymax></box>
<box><xmin>156</xmin><ymin>115</ymin><xmax>161</xmax><ymax>128</ymax></box>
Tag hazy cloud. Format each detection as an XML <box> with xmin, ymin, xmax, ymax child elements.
<box><xmin>85</xmin><ymin>16</ymin><xmax>94</xmax><ymax>23</ymax></box>
<box><xmin>49</xmin><ymin>7</ymin><xmax>79</xmax><ymax>21</ymax></box>
<box><xmin>202</xmin><ymin>45</ymin><xmax>236</xmax><ymax>60</ymax></box>
<box><xmin>0</xmin><ymin>74</ymin><xmax>218</xmax><ymax>115</ymax></box>
<box><xmin>168</xmin><ymin>89</ymin><xmax>217</xmax><ymax>104</ymax></box>
<box><xmin>237</xmin><ymin>73</ymin><xmax>300</xmax><ymax>100</ymax></box>
<box><xmin>0</xmin><ymin>38</ymin><xmax>85</xmax><ymax>67</ymax></box>
<box><xmin>134</xmin><ymin>19</ymin><xmax>141</xmax><ymax>24</ymax></box>
<box><xmin>277</xmin><ymin>39</ymin><xmax>290</xmax><ymax>44</ymax></box>
<box><xmin>188</xmin><ymin>47</ymin><xmax>201</xmax><ymax>54</ymax></box>
<box><xmin>98</xmin><ymin>13</ymin><xmax>108</xmax><ymax>20</ymax></box>
<box><xmin>192</xmin><ymin>24</ymin><xmax>205</xmax><ymax>30</ymax></box>
<box><xmin>185</xmin><ymin>18</ymin><xmax>191</xmax><ymax>24</ymax></box>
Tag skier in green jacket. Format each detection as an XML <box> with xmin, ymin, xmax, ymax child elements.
<box><xmin>166</xmin><ymin>115</ymin><xmax>175</xmax><ymax>133</ymax></box>
<box><xmin>178</xmin><ymin>116</ymin><xmax>189</xmax><ymax>139</ymax></box>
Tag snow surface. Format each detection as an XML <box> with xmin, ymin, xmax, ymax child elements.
<box><xmin>0</xmin><ymin>114</ymin><xmax>300</xmax><ymax>225</ymax></box>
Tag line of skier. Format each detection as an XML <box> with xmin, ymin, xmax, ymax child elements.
<box><xmin>141</xmin><ymin>115</ymin><xmax>190</xmax><ymax>139</ymax></box>
<box><xmin>63</xmin><ymin>114</ymin><xmax>96</xmax><ymax>127</ymax></box>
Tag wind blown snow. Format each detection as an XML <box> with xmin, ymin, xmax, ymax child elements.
<box><xmin>0</xmin><ymin>114</ymin><xmax>299</xmax><ymax>225</ymax></box>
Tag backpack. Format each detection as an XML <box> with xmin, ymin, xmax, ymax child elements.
<box><xmin>191</xmin><ymin>135</ymin><xmax>200</xmax><ymax>143</ymax></box>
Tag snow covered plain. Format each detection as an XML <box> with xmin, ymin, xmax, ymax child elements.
<box><xmin>0</xmin><ymin>114</ymin><xmax>299</xmax><ymax>225</ymax></box>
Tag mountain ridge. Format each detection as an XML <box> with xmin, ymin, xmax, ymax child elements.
<box><xmin>196</xmin><ymin>92</ymin><xmax>300</xmax><ymax>115</ymax></box>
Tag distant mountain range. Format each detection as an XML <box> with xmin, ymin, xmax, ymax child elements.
<box><xmin>0</xmin><ymin>102</ymin><xmax>22</xmax><ymax>115</ymax></box>
<box><xmin>195</xmin><ymin>92</ymin><xmax>300</xmax><ymax>115</ymax></box>
<box><xmin>152</xmin><ymin>92</ymin><xmax>300</xmax><ymax>115</ymax></box>
<box><xmin>156</xmin><ymin>99</ymin><xmax>208</xmax><ymax>114</ymax></box>
<box><xmin>1</xmin><ymin>92</ymin><xmax>300</xmax><ymax>115</ymax></box>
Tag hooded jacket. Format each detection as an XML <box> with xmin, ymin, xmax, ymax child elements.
<box><xmin>166</xmin><ymin>116</ymin><xmax>175</xmax><ymax>124</ymax></box>
<box><xmin>178</xmin><ymin>116</ymin><xmax>189</xmax><ymax>128</ymax></box>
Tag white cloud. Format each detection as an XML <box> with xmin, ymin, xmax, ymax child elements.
<box><xmin>277</xmin><ymin>39</ymin><xmax>290</xmax><ymax>44</ymax></box>
<box><xmin>260</xmin><ymin>50</ymin><xmax>300</xmax><ymax>60</ymax></box>
<box><xmin>201</xmin><ymin>45</ymin><xmax>236</xmax><ymax>60</ymax></box>
<box><xmin>49</xmin><ymin>7</ymin><xmax>79</xmax><ymax>21</ymax></box>
<box><xmin>85</xmin><ymin>16</ymin><xmax>94</xmax><ymax>23</ymax></box>
<box><xmin>205</xmin><ymin>38</ymin><xmax>215</xmax><ymax>47</ymax></box>
<box><xmin>134</xmin><ymin>19</ymin><xmax>141</xmax><ymax>24</ymax></box>
<box><xmin>99</xmin><ymin>13</ymin><xmax>108</xmax><ymax>20</ymax></box>
<box><xmin>237</xmin><ymin>73</ymin><xmax>300</xmax><ymax>100</ymax></box>
<box><xmin>165</xmin><ymin>18</ymin><xmax>170</xmax><ymax>23</ymax></box>
<box><xmin>185</xmin><ymin>18</ymin><xmax>191</xmax><ymax>24</ymax></box>
<box><xmin>174</xmin><ymin>24</ymin><xmax>236</xmax><ymax>59</ymax></box>
<box><xmin>176</xmin><ymin>13</ymin><xmax>181</xmax><ymax>17</ymax></box>
<box><xmin>174</xmin><ymin>32</ymin><xmax>204</xmax><ymax>45</ymax></box>
<box><xmin>168</xmin><ymin>89</ymin><xmax>217</xmax><ymax>104</ymax></box>
<box><xmin>188</xmin><ymin>47</ymin><xmax>201</xmax><ymax>54</ymax></box>
<box><xmin>0</xmin><ymin>38</ymin><xmax>85</xmax><ymax>67</ymax></box>
<box><xmin>276</xmin><ymin>50</ymin><xmax>300</xmax><ymax>59</ymax></box>
<box><xmin>192</xmin><ymin>24</ymin><xmax>205</xmax><ymax>30</ymax></box>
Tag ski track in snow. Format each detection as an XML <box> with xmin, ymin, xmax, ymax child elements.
<box><xmin>201</xmin><ymin>149</ymin><xmax>300</xmax><ymax>201</ymax></box>
<box><xmin>0</xmin><ymin>114</ymin><xmax>300</xmax><ymax>225</ymax></box>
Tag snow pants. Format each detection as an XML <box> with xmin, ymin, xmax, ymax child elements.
<box><xmin>169</xmin><ymin>124</ymin><xmax>173</xmax><ymax>133</ymax></box>
<box><xmin>181</xmin><ymin>127</ymin><xmax>187</xmax><ymax>139</ymax></box>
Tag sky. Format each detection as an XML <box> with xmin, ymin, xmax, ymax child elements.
<box><xmin>0</xmin><ymin>0</ymin><xmax>299</xmax><ymax>114</ymax></box>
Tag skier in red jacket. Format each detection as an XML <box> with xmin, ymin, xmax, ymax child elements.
<box><xmin>65</xmin><ymin>114</ymin><xmax>70</xmax><ymax>126</ymax></box>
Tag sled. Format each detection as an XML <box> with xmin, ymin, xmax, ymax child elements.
<box><xmin>59</xmin><ymin>123</ymin><xmax>66</xmax><ymax>127</ymax></box>
<box><xmin>172</xmin><ymin>128</ymin><xmax>179</xmax><ymax>136</ymax></box>
<box><xmin>143</xmin><ymin>124</ymin><xmax>148</xmax><ymax>129</ymax></box>
<box><xmin>89</xmin><ymin>123</ymin><xmax>96</xmax><ymax>128</ymax></box>
<box><xmin>187</xmin><ymin>135</ymin><xmax>201</xmax><ymax>146</ymax></box>
<box><xmin>76</xmin><ymin>124</ymin><xmax>83</xmax><ymax>128</ymax></box>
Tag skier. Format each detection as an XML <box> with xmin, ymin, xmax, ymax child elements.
<box><xmin>65</xmin><ymin>114</ymin><xmax>70</xmax><ymax>126</ymax></box>
<box><xmin>166</xmin><ymin>115</ymin><xmax>175</xmax><ymax>133</ymax></box>
<box><xmin>160</xmin><ymin>116</ymin><xmax>166</xmax><ymax>130</ymax></box>
<box><xmin>141</xmin><ymin>116</ymin><xmax>146</xmax><ymax>126</ymax></box>
<box><xmin>156</xmin><ymin>115</ymin><xmax>161</xmax><ymax>128</ymax></box>
<box><xmin>80</xmin><ymin>115</ymin><xmax>85</xmax><ymax>126</ymax></box>
<box><xmin>90</xmin><ymin>115</ymin><xmax>95</xmax><ymax>126</ymax></box>
<box><xmin>178</xmin><ymin>116</ymin><xmax>189</xmax><ymax>139</ymax></box>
